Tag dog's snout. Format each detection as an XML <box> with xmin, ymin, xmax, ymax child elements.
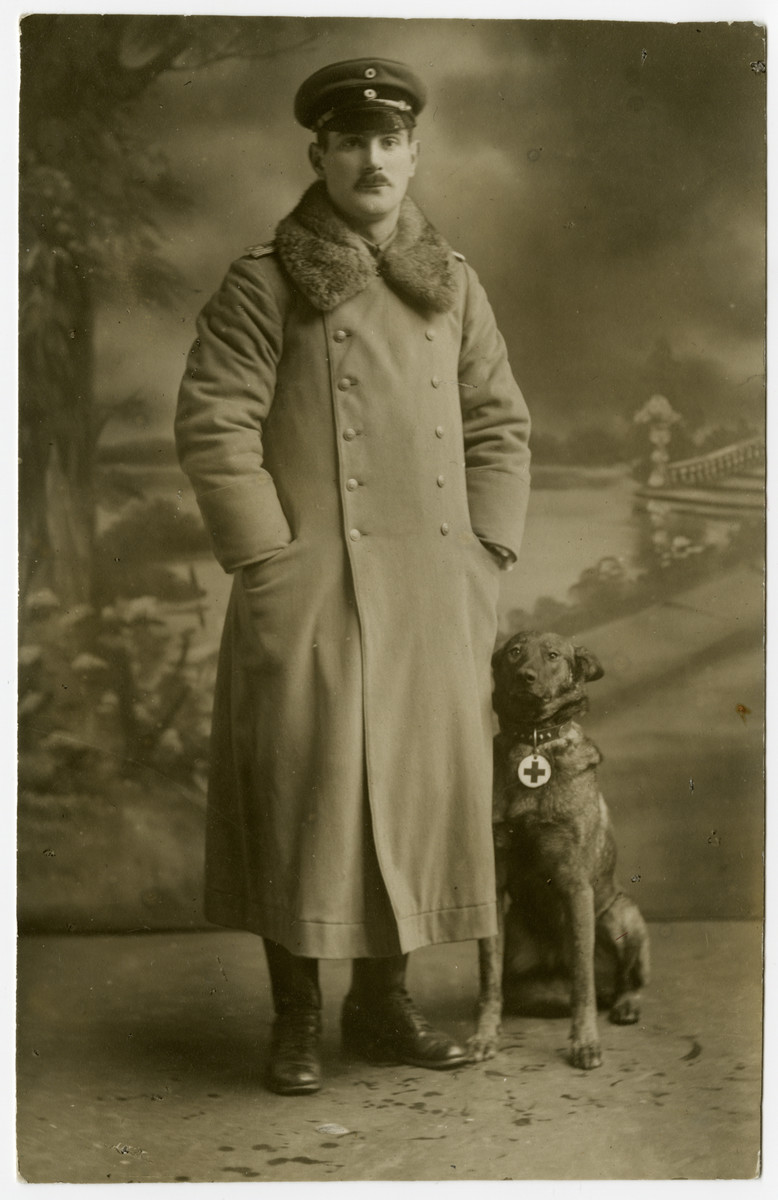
<box><xmin>519</xmin><ymin>666</ymin><xmax>537</xmax><ymax>683</ymax></box>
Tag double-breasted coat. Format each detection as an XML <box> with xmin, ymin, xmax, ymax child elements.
<box><xmin>175</xmin><ymin>182</ymin><xmax>531</xmax><ymax>959</ymax></box>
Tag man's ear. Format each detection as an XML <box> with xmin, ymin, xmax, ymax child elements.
<box><xmin>308</xmin><ymin>142</ymin><xmax>325</xmax><ymax>178</ymax></box>
<box><xmin>408</xmin><ymin>138</ymin><xmax>420</xmax><ymax>178</ymax></box>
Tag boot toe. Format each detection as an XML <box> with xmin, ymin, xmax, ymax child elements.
<box><xmin>412</xmin><ymin>1033</ymin><xmax>468</xmax><ymax>1069</ymax></box>
<box><xmin>341</xmin><ymin>992</ymin><xmax>468</xmax><ymax>1070</ymax></box>
<box><xmin>266</xmin><ymin>1061</ymin><xmax>321</xmax><ymax>1095</ymax></box>
<box><xmin>266</xmin><ymin>1012</ymin><xmax>322</xmax><ymax>1095</ymax></box>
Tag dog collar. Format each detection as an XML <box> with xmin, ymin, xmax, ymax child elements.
<box><xmin>513</xmin><ymin>722</ymin><xmax>571</xmax><ymax>790</ymax></box>
<box><xmin>512</xmin><ymin>721</ymin><xmax>572</xmax><ymax>747</ymax></box>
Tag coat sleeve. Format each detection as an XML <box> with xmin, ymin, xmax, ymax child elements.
<box><xmin>458</xmin><ymin>262</ymin><xmax>531</xmax><ymax>560</ymax></box>
<box><xmin>174</xmin><ymin>257</ymin><xmax>291</xmax><ymax>573</ymax></box>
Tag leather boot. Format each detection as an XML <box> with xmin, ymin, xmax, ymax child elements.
<box><xmin>342</xmin><ymin>954</ymin><xmax>468</xmax><ymax>1070</ymax></box>
<box><xmin>263</xmin><ymin>939</ymin><xmax>322</xmax><ymax>1095</ymax></box>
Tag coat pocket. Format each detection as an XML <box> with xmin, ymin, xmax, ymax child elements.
<box><xmin>470</xmin><ymin>532</ymin><xmax>502</xmax><ymax>574</ymax></box>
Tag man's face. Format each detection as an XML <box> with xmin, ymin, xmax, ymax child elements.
<box><xmin>309</xmin><ymin>129</ymin><xmax>419</xmax><ymax>231</ymax></box>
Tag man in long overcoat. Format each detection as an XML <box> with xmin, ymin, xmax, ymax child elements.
<box><xmin>175</xmin><ymin>57</ymin><xmax>531</xmax><ymax>1094</ymax></box>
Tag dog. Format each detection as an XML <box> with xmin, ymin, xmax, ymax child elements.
<box><xmin>468</xmin><ymin>630</ymin><xmax>649</xmax><ymax>1070</ymax></box>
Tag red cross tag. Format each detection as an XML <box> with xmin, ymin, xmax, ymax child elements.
<box><xmin>517</xmin><ymin>753</ymin><xmax>552</xmax><ymax>789</ymax></box>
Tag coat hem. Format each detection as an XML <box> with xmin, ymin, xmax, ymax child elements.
<box><xmin>204</xmin><ymin>891</ymin><xmax>498</xmax><ymax>959</ymax></box>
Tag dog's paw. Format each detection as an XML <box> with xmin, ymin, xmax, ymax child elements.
<box><xmin>569</xmin><ymin>1038</ymin><xmax>602</xmax><ymax>1070</ymax></box>
<box><xmin>609</xmin><ymin>995</ymin><xmax>641</xmax><ymax>1025</ymax></box>
<box><xmin>467</xmin><ymin>1032</ymin><xmax>499</xmax><ymax>1062</ymax></box>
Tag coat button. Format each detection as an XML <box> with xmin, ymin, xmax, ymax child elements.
<box><xmin>435</xmin><ymin>425</ymin><xmax>445</xmax><ymax>438</ymax></box>
<box><xmin>346</xmin><ymin>478</ymin><xmax>359</xmax><ymax>491</ymax></box>
<box><xmin>431</xmin><ymin>376</ymin><xmax>441</xmax><ymax>388</ymax></box>
<box><xmin>343</xmin><ymin>427</ymin><xmax>357</xmax><ymax>441</ymax></box>
<box><xmin>338</xmin><ymin>377</ymin><xmax>352</xmax><ymax>390</ymax></box>
<box><xmin>349</xmin><ymin>528</ymin><xmax>362</xmax><ymax>541</ymax></box>
<box><xmin>333</xmin><ymin>329</ymin><xmax>349</xmax><ymax>343</ymax></box>
<box><xmin>440</xmin><ymin>522</ymin><xmax>450</xmax><ymax>535</ymax></box>
<box><xmin>437</xmin><ymin>474</ymin><xmax>445</xmax><ymax>487</ymax></box>
<box><xmin>425</xmin><ymin>329</ymin><xmax>435</xmax><ymax>341</ymax></box>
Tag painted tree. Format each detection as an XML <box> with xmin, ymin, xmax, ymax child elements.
<box><xmin>19</xmin><ymin>14</ymin><xmax>314</xmax><ymax>605</ymax></box>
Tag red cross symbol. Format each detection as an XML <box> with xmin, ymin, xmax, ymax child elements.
<box><xmin>518</xmin><ymin>753</ymin><xmax>552</xmax><ymax>789</ymax></box>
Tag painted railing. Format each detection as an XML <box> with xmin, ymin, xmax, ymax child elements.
<box><xmin>634</xmin><ymin>394</ymin><xmax>764</xmax><ymax>489</ymax></box>
<box><xmin>662</xmin><ymin>437</ymin><xmax>764</xmax><ymax>487</ymax></box>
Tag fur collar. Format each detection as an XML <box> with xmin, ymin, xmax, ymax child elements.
<box><xmin>274</xmin><ymin>181</ymin><xmax>458</xmax><ymax>313</ymax></box>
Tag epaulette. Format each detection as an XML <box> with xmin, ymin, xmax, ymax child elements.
<box><xmin>452</xmin><ymin>250</ymin><xmax>466</xmax><ymax>262</ymax></box>
<box><xmin>245</xmin><ymin>242</ymin><xmax>276</xmax><ymax>259</ymax></box>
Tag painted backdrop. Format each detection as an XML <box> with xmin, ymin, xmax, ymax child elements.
<box><xmin>18</xmin><ymin>16</ymin><xmax>765</xmax><ymax>931</ymax></box>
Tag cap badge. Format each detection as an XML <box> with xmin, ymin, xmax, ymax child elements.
<box><xmin>364</xmin><ymin>67</ymin><xmax>377</xmax><ymax>78</ymax></box>
<box><xmin>364</xmin><ymin>88</ymin><xmax>377</xmax><ymax>99</ymax></box>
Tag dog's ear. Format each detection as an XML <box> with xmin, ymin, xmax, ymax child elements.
<box><xmin>492</xmin><ymin>641</ymin><xmax>508</xmax><ymax>670</ymax></box>
<box><xmin>573</xmin><ymin>645</ymin><xmax>604</xmax><ymax>683</ymax></box>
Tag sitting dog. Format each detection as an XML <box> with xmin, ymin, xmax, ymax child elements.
<box><xmin>468</xmin><ymin>631</ymin><xmax>649</xmax><ymax>1070</ymax></box>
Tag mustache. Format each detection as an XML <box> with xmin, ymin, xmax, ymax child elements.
<box><xmin>356</xmin><ymin>172</ymin><xmax>390</xmax><ymax>186</ymax></box>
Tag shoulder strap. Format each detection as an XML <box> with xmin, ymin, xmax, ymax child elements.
<box><xmin>245</xmin><ymin>242</ymin><xmax>276</xmax><ymax>259</ymax></box>
<box><xmin>235</xmin><ymin>242</ymin><xmax>293</xmax><ymax>335</ymax></box>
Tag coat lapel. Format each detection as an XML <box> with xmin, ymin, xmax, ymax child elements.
<box><xmin>274</xmin><ymin>181</ymin><xmax>458</xmax><ymax>313</ymax></box>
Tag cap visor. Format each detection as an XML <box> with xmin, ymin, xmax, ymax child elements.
<box><xmin>320</xmin><ymin>107</ymin><xmax>415</xmax><ymax>134</ymax></box>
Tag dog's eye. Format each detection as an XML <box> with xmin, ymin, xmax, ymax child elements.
<box><xmin>547</xmin><ymin>651</ymin><xmax>559</xmax><ymax>660</ymax></box>
<box><xmin>508</xmin><ymin>646</ymin><xmax>522</xmax><ymax>661</ymax></box>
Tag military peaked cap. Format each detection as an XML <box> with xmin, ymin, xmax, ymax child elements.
<box><xmin>294</xmin><ymin>58</ymin><xmax>427</xmax><ymax>134</ymax></box>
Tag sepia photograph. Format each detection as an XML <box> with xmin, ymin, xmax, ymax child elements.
<box><xmin>15</xmin><ymin>5</ymin><xmax>765</xmax><ymax>1184</ymax></box>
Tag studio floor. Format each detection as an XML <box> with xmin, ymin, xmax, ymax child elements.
<box><xmin>16</xmin><ymin>920</ymin><xmax>762</xmax><ymax>1183</ymax></box>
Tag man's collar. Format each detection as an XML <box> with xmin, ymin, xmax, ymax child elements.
<box><xmin>357</xmin><ymin>225</ymin><xmax>398</xmax><ymax>257</ymax></box>
<box><xmin>273</xmin><ymin>182</ymin><xmax>459</xmax><ymax>313</ymax></box>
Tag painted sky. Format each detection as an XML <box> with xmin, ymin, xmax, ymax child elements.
<box><xmin>93</xmin><ymin>17</ymin><xmax>766</xmax><ymax>442</ymax></box>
